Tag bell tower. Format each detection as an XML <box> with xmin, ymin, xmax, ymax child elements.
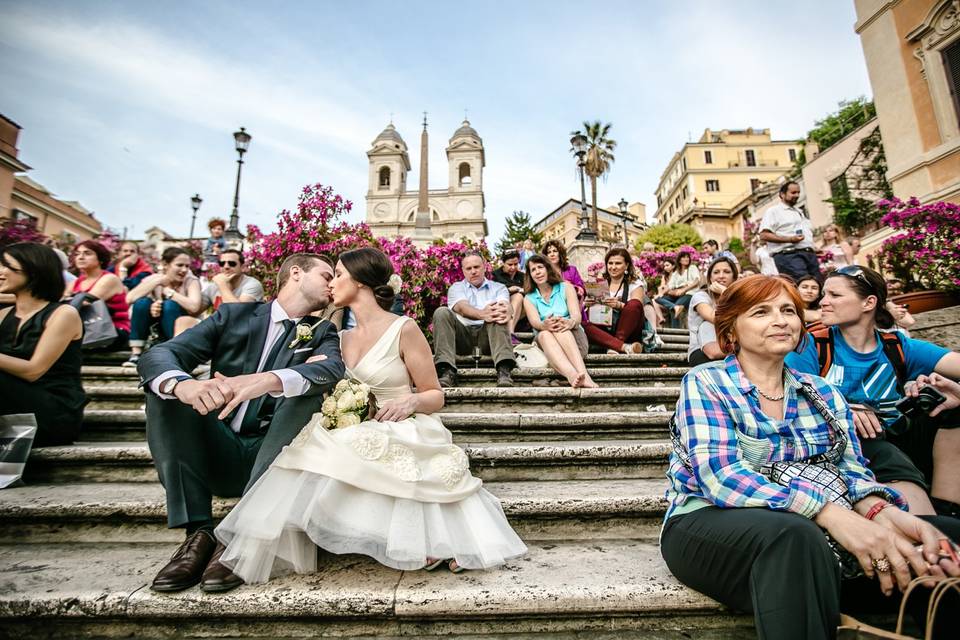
<box><xmin>447</xmin><ymin>119</ymin><xmax>484</xmax><ymax>193</ymax></box>
<box><xmin>366</xmin><ymin>123</ymin><xmax>410</xmax><ymax>228</ymax></box>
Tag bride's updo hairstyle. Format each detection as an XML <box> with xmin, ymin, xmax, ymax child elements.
<box><xmin>339</xmin><ymin>247</ymin><xmax>396</xmax><ymax>311</ymax></box>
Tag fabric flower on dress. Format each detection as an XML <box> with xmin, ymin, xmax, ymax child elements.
<box><xmin>349</xmin><ymin>427</ymin><xmax>389</xmax><ymax>460</ymax></box>
<box><xmin>430</xmin><ymin>445</ymin><xmax>470</xmax><ymax>489</ymax></box>
<box><xmin>384</xmin><ymin>444</ymin><xmax>422</xmax><ymax>482</ymax></box>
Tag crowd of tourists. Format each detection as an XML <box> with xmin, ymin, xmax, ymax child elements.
<box><xmin>1</xmin><ymin>202</ymin><xmax>959</xmax><ymax>638</ymax></box>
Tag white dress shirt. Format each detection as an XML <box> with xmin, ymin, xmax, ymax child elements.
<box><xmin>151</xmin><ymin>300</ymin><xmax>311</xmax><ymax>432</ymax></box>
<box><xmin>759</xmin><ymin>202</ymin><xmax>815</xmax><ymax>255</ymax></box>
<box><xmin>446</xmin><ymin>278</ymin><xmax>509</xmax><ymax>327</ymax></box>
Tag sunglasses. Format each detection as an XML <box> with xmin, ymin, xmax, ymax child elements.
<box><xmin>833</xmin><ymin>265</ymin><xmax>876</xmax><ymax>294</ymax></box>
<box><xmin>219</xmin><ymin>260</ymin><xmax>239</xmax><ymax>267</ymax></box>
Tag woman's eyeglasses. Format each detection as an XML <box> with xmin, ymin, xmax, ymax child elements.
<box><xmin>219</xmin><ymin>260</ymin><xmax>239</xmax><ymax>267</ymax></box>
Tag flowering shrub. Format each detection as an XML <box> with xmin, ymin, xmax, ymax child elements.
<box><xmin>876</xmin><ymin>197</ymin><xmax>960</xmax><ymax>292</ymax></box>
<box><xmin>94</xmin><ymin>229</ymin><xmax>122</xmax><ymax>254</ymax></box>
<box><xmin>0</xmin><ymin>217</ymin><xmax>47</xmax><ymax>248</ymax></box>
<box><xmin>586</xmin><ymin>245</ymin><xmax>703</xmax><ymax>290</ymax></box>
<box><xmin>245</xmin><ymin>183</ymin><xmax>491</xmax><ymax>331</ymax></box>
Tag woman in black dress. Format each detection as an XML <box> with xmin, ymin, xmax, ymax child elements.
<box><xmin>0</xmin><ymin>242</ymin><xmax>85</xmax><ymax>447</ymax></box>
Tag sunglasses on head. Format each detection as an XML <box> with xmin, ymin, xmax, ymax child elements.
<box><xmin>219</xmin><ymin>260</ymin><xmax>239</xmax><ymax>267</ymax></box>
<box><xmin>833</xmin><ymin>265</ymin><xmax>876</xmax><ymax>294</ymax></box>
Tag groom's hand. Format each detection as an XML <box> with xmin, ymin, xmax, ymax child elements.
<box><xmin>215</xmin><ymin>372</ymin><xmax>283</xmax><ymax>420</ymax></box>
<box><xmin>174</xmin><ymin>378</ymin><xmax>235</xmax><ymax>415</ymax></box>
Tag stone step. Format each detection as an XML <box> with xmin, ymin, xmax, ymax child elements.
<box><xmin>82</xmin><ymin>366</ymin><xmax>688</xmax><ymax>388</ymax></box>
<box><xmin>79</xmin><ymin>409</ymin><xmax>674</xmax><ymax>442</ymax></box>
<box><xmin>0</xmin><ymin>540</ymin><xmax>751</xmax><ymax>639</ymax></box>
<box><xmin>26</xmin><ymin>439</ymin><xmax>672</xmax><ymax>484</ymax></box>
<box><xmin>83</xmin><ymin>385</ymin><xmax>682</xmax><ymax>412</ymax></box>
<box><xmin>0</xmin><ymin>479</ymin><xmax>670</xmax><ymax>543</ymax></box>
<box><xmin>455</xmin><ymin>352</ymin><xmax>690</xmax><ymax>366</ymax></box>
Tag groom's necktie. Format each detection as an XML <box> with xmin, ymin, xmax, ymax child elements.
<box><xmin>238</xmin><ymin>319</ymin><xmax>296</xmax><ymax>435</ymax></box>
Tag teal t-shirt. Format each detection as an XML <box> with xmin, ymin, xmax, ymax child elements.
<box><xmin>785</xmin><ymin>326</ymin><xmax>950</xmax><ymax>429</ymax></box>
<box><xmin>527</xmin><ymin>283</ymin><xmax>570</xmax><ymax>321</ymax></box>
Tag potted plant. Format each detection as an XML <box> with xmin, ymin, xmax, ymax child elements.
<box><xmin>877</xmin><ymin>197</ymin><xmax>960</xmax><ymax>312</ymax></box>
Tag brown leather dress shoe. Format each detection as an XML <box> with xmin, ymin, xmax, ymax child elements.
<box><xmin>200</xmin><ymin>542</ymin><xmax>244</xmax><ymax>593</ymax></box>
<box><xmin>151</xmin><ymin>529</ymin><xmax>217</xmax><ymax>592</ymax></box>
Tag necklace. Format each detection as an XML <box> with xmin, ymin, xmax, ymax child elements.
<box><xmin>755</xmin><ymin>386</ymin><xmax>785</xmax><ymax>402</ymax></box>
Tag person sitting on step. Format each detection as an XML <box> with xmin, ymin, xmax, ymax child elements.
<box><xmin>432</xmin><ymin>251</ymin><xmax>515</xmax><ymax>388</ymax></box>
<box><xmin>123</xmin><ymin>247</ymin><xmax>203</xmax><ymax>367</ymax></box>
<box><xmin>523</xmin><ymin>254</ymin><xmax>596</xmax><ymax>388</ymax></box>
<box><xmin>173</xmin><ymin>249</ymin><xmax>264</xmax><ymax>336</ymax></box>
<box><xmin>109</xmin><ymin>241</ymin><xmax>154</xmax><ymax>290</ymax></box>
<box><xmin>786</xmin><ymin>265</ymin><xmax>960</xmax><ymax>519</ymax></box>
<box><xmin>796</xmin><ymin>275</ymin><xmax>822</xmax><ymax>327</ymax></box>
<box><xmin>542</xmin><ymin>239</ymin><xmax>587</xmax><ymax>320</ymax></box>
<box><xmin>138</xmin><ymin>253</ymin><xmax>344</xmax><ymax>594</ymax></box>
<box><xmin>655</xmin><ymin>250</ymin><xmax>700</xmax><ymax>329</ymax></box>
<box><xmin>69</xmin><ymin>240</ymin><xmax>130</xmax><ymax>350</ymax></box>
<box><xmin>491</xmin><ymin>249</ymin><xmax>526</xmax><ymax>343</ymax></box>
<box><xmin>0</xmin><ymin>243</ymin><xmax>85</xmax><ymax>447</ymax></box>
<box><xmin>686</xmin><ymin>256</ymin><xmax>739</xmax><ymax>366</ymax></box>
<box><xmin>584</xmin><ymin>247</ymin><xmax>657</xmax><ymax>355</ymax></box>
<box><xmin>662</xmin><ymin>274</ymin><xmax>960</xmax><ymax>640</ymax></box>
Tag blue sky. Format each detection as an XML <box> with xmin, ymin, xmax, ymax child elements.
<box><xmin>0</xmin><ymin>1</ymin><xmax>872</xmax><ymax>244</ymax></box>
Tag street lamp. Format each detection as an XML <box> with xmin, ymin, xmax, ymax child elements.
<box><xmin>188</xmin><ymin>193</ymin><xmax>202</xmax><ymax>241</ymax></box>
<box><xmin>570</xmin><ymin>133</ymin><xmax>595</xmax><ymax>240</ymax></box>
<box><xmin>617</xmin><ymin>197</ymin><xmax>630</xmax><ymax>246</ymax></box>
<box><xmin>226</xmin><ymin>126</ymin><xmax>252</xmax><ymax>246</ymax></box>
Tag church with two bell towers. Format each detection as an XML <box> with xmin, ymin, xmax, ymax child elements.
<box><xmin>364</xmin><ymin>116</ymin><xmax>487</xmax><ymax>244</ymax></box>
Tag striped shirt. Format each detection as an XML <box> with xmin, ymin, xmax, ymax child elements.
<box><xmin>664</xmin><ymin>355</ymin><xmax>906</xmax><ymax>521</ymax></box>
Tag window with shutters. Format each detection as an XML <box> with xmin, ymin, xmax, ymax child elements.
<box><xmin>745</xmin><ymin>149</ymin><xmax>756</xmax><ymax>167</ymax></box>
<box><xmin>945</xmin><ymin>38</ymin><xmax>960</xmax><ymax>124</ymax></box>
<box><xmin>704</xmin><ymin>150</ymin><xmax>713</xmax><ymax>164</ymax></box>
<box><xmin>789</xmin><ymin>148</ymin><xmax>797</xmax><ymax>162</ymax></box>
<box><xmin>706</xmin><ymin>179</ymin><xmax>720</xmax><ymax>192</ymax></box>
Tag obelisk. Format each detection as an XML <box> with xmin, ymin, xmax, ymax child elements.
<box><xmin>413</xmin><ymin>112</ymin><xmax>433</xmax><ymax>245</ymax></box>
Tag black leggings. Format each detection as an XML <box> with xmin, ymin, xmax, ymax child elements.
<box><xmin>661</xmin><ymin>506</ymin><xmax>960</xmax><ymax>640</ymax></box>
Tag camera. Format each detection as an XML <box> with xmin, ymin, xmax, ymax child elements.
<box><xmin>895</xmin><ymin>385</ymin><xmax>947</xmax><ymax>419</ymax></box>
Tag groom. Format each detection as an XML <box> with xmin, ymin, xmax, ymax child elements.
<box><xmin>138</xmin><ymin>253</ymin><xmax>344</xmax><ymax>594</ymax></box>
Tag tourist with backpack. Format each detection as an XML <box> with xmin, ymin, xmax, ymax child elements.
<box><xmin>785</xmin><ymin>266</ymin><xmax>960</xmax><ymax>518</ymax></box>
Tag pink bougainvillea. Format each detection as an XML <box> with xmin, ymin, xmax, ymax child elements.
<box><xmin>0</xmin><ymin>217</ymin><xmax>47</xmax><ymax>248</ymax></box>
<box><xmin>876</xmin><ymin>197</ymin><xmax>960</xmax><ymax>292</ymax></box>
<box><xmin>244</xmin><ymin>183</ymin><xmax>491</xmax><ymax>331</ymax></box>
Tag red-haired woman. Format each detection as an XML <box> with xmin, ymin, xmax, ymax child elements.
<box><xmin>662</xmin><ymin>275</ymin><xmax>960</xmax><ymax>639</ymax></box>
<box><xmin>70</xmin><ymin>240</ymin><xmax>130</xmax><ymax>348</ymax></box>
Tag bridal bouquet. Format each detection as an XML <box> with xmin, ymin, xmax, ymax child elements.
<box><xmin>321</xmin><ymin>379</ymin><xmax>378</xmax><ymax>429</ymax></box>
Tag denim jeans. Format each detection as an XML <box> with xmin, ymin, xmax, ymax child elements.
<box><xmin>129</xmin><ymin>297</ymin><xmax>185</xmax><ymax>347</ymax></box>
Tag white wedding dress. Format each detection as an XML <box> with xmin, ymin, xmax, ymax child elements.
<box><xmin>216</xmin><ymin>315</ymin><xmax>527</xmax><ymax>582</ymax></box>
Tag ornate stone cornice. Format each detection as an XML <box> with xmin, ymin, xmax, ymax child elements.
<box><xmin>906</xmin><ymin>0</ymin><xmax>960</xmax><ymax>48</ymax></box>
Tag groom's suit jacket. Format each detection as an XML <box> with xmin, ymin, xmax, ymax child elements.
<box><xmin>139</xmin><ymin>302</ymin><xmax>344</xmax><ymax>411</ymax></box>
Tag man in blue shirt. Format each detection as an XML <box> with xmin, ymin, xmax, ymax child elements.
<box><xmin>433</xmin><ymin>251</ymin><xmax>515</xmax><ymax>387</ymax></box>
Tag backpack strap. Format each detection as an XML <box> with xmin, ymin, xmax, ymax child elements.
<box><xmin>811</xmin><ymin>326</ymin><xmax>833</xmax><ymax>378</ymax></box>
<box><xmin>878</xmin><ymin>331</ymin><xmax>908</xmax><ymax>392</ymax></box>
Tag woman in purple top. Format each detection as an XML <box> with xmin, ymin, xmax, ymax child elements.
<box><xmin>542</xmin><ymin>240</ymin><xmax>586</xmax><ymax>320</ymax></box>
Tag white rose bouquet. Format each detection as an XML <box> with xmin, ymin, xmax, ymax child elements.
<box><xmin>321</xmin><ymin>379</ymin><xmax>377</xmax><ymax>429</ymax></box>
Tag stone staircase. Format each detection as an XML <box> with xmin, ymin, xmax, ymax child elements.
<box><xmin>0</xmin><ymin>327</ymin><xmax>755</xmax><ymax>638</ymax></box>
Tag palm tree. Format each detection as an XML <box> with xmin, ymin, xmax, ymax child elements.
<box><xmin>570</xmin><ymin>121</ymin><xmax>616</xmax><ymax>234</ymax></box>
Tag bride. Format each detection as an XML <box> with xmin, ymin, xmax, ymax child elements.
<box><xmin>216</xmin><ymin>247</ymin><xmax>527</xmax><ymax>581</ymax></box>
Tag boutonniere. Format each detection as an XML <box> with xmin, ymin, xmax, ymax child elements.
<box><xmin>288</xmin><ymin>319</ymin><xmax>325</xmax><ymax>349</ymax></box>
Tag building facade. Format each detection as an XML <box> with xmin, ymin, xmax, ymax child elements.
<box><xmin>854</xmin><ymin>0</ymin><xmax>960</xmax><ymax>205</ymax></box>
<box><xmin>365</xmin><ymin>119</ymin><xmax>487</xmax><ymax>243</ymax></box>
<box><xmin>1</xmin><ymin>114</ymin><xmax>102</xmax><ymax>243</ymax></box>
<box><xmin>653</xmin><ymin>128</ymin><xmax>801</xmax><ymax>242</ymax></box>
<box><xmin>533</xmin><ymin>199</ymin><xmax>647</xmax><ymax>249</ymax></box>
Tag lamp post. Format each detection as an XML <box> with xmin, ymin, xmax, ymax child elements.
<box><xmin>188</xmin><ymin>193</ymin><xmax>202</xmax><ymax>241</ymax></box>
<box><xmin>570</xmin><ymin>133</ymin><xmax>595</xmax><ymax>240</ymax></box>
<box><xmin>226</xmin><ymin>126</ymin><xmax>252</xmax><ymax>246</ymax></box>
<box><xmin>617</xmin><ymin>197</ymin><xmax>630</xmax><ymax>246</ymax></box>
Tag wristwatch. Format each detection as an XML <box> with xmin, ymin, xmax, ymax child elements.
<box><xmin>160</xmin><ymin>375</ymin><xmax>192</xmax><ymax>395</ymax></box>
<box><xmin>163</xmin><ymin>288</ymin><xmax>175</xmax><ymax>299</ymax></box>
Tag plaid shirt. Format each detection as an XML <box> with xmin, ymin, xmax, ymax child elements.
<box><xmin>664</xmin><ymin>355</ymin><xmax>906</xmax><ymax>521</ymax></box>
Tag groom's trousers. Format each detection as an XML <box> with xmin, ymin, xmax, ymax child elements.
<box><xmin>145</xmin><ymin>395</ymin><xmax>319</xmax><ymax>529</ymax></box>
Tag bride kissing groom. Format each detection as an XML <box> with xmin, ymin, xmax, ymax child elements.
<box><xmin>138</xmin><ymin>248</ymin><xmax>526</xmax><ymax>594</ymax></box>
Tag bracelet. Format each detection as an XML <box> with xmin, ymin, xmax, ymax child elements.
<box><xmin>865</xmin><ymin>501</ymin><xmax>893</xmax><ymax>521</ymax></box>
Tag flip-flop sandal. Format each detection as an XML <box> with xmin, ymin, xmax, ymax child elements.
<box><xmin>448</xmin><ymin>559</ymin><xmax>465</xmax><ymax>574</ymax></box>
<box><xmin>424</xmin><ymin>558</ymin><xmax>445</xmax><ymax>571</ymax></box>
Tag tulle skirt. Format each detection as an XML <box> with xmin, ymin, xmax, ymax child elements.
<box><xmin>215</xmin><ymin>466</ymin><xmax>528</xmax><ymax>583</ymax></box>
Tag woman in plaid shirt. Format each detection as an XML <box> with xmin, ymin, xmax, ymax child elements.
<box><xmin>660</xmin><ymin>275</ymin><xmax>960</xmax><ymax>639</ymax></box>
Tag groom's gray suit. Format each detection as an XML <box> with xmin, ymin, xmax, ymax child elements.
<box><xmin>138</xmin><ymin>301</ymin><xmax>344</xmax><ymax>529</ymax></box>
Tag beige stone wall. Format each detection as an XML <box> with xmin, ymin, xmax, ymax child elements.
<box><xmin>801</xmin><ymin>119</ymin><xmax>881</xmax><ymax>230</ymax></box>
<box><xmin>855</xmin><ymin>0</ymin><xmax>960</xmax><ymax>204</ymax></box>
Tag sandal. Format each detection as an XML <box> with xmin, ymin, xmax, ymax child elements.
<box><xmin>424</xmin><ymin>557</ymin><xmax>445</xmax><ymax>571</ymax></box>
<box><xmin>448</xmin><ymin>558</ymin><xmax>465</xmax><ymax>574</ymax></box>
